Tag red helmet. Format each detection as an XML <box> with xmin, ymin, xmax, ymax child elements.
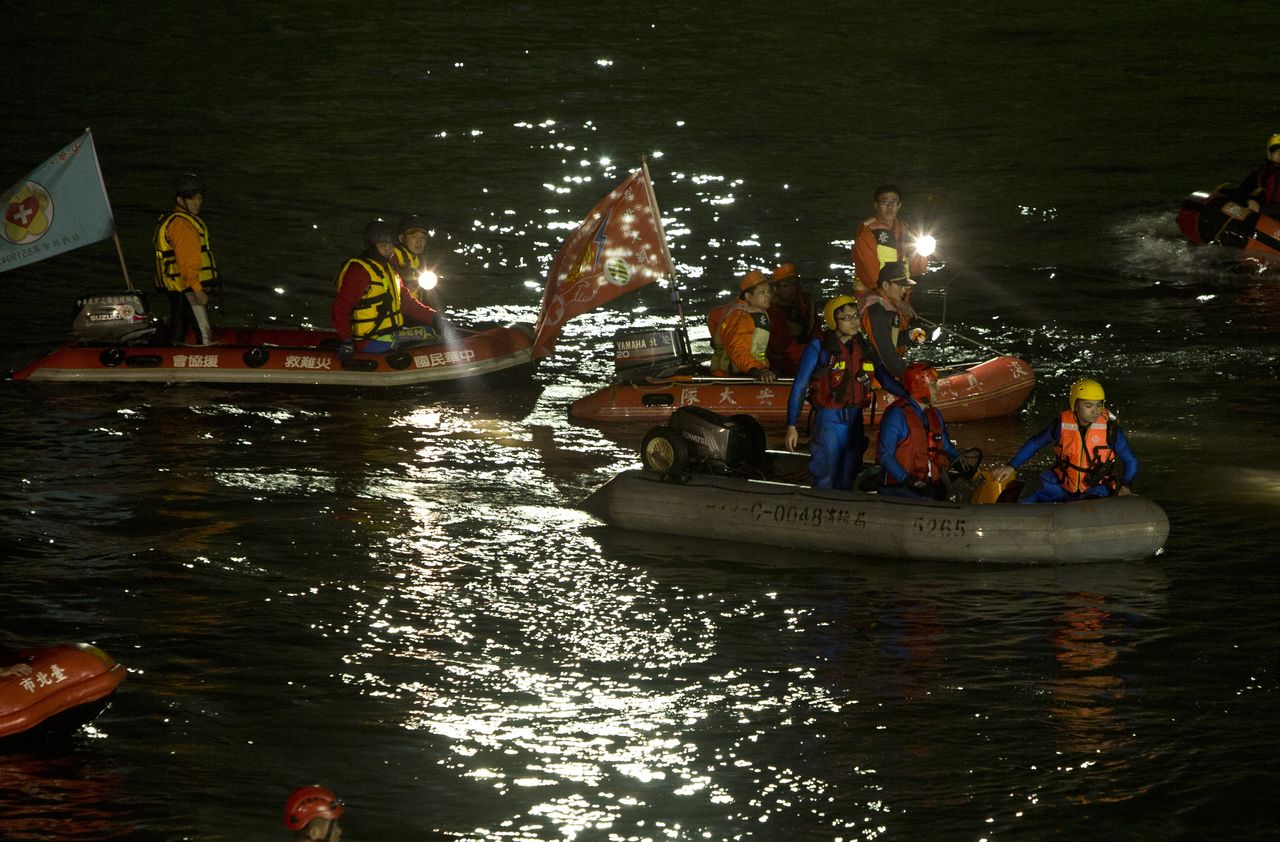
<box><xmin>902</xmin><ymin>362</ymin><xmax>938</xmax><ymax>402</ymax></box>
<box><xmin>283</xmin><ymin>785</ymin><xmax>345</xmax><ymax>831</ymax></box>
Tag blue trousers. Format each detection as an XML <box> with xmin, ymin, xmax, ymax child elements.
<box><xmin>809</xmin><ymin>407</ymin><xmax>867</xmax><ymax>491</ymax></box>
<box><xmin>1020</xmin><ymin>471</ymin><xmax>1112</xmax><ymax>504</ymax></box>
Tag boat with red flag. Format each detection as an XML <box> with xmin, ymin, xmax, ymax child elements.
<box><xmin>4</xmin><ymin>139</ymin><xmax>677</xmax><ymax>388</ymax></box>
<box><xmin>569</xmin><ymin>324</ymin><xmax>1035</xmax><ymax>425</ymax></box>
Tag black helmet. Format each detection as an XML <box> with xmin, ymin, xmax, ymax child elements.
<box><xmin>364</xmin><ymin>220</ymin><xmax>397</xmax><ymax>250</ymax></box>
<box><xmin>398</xmin><ymin>214</ymin><xmax>428</xmax><ymax>235</ymax></box>
<box><xmin>173</xmin><ymin>172</ymin><xmax>206</xmax><ymax>199</ymax></box>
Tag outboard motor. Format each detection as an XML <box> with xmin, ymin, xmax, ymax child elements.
<box><xmin>640</xmin><ymin>406</ymin><xmax>766</xmax><ymax>479</ymax></box>
<box><xmin>70</xmin><ymin>291</ymin><xmax>158</xmax><ymax>345</ymax></box>
<box><xmin>612</xmin><ymin>327</ymin><xmax>695</xmax><ymax>383</ymax></box>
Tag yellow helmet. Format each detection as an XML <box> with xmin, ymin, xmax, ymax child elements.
<box><xmin>1068</xmin><ymin>377</ymin><xmax>1105</xmax><ymax>407</ymax></box>
<box><xmin>1268</xmin><ymin>133</ymin><xmax>1280</xmax><ymax>153</ymax></box>
<box><xmin>823</xmin><ymin>294</ymin><xmax>859</xmax><ymax>330</ymax></box>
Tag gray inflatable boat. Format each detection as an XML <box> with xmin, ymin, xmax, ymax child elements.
<box><xmin>580</xmin><ymin>468</ymin><xmax>1169</xmax><ymax>565</ymax></box>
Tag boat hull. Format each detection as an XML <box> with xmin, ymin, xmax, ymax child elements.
<box><xmin>0</xmin><ymin>643</ymin><xmax>125</xmax><ymax>742</ymax></box>
<box><xmin>570</xmin><ymin>355</ymin><xmax>1035</xmax><ymax>424</ymax></box>
<box><xmin>581</xmin><ymin>469</ymin><xmax>1169</xmax><ymax>565</ymax></box>
<box><xmin>1177</xmin><ymin>189</ymin><xmax>1280</xmax><ymax>260</ymax></box>
<box><xmin>9</xmin><ymin>323</ymin><xmax>537</xmax><ymax>387</ymax></box>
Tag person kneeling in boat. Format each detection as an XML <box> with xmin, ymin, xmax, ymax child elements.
<box><xmin>876</xmin><ymin>362</ymin><xmax>960</xmax><ymax>499</ymax></box>
<box><xmin>1232</xmin><ymin>132</ymin><xmax>1280</xmax><ymax>217</ymax></box>
<box><xmin>283</xmin><ymin>785</ymin><xmax>345</xmax><ymax>840</ymax></box>
<box><xmin>992</xmin><ymin>378</ymin><xmax>1137</xmax><ymax>503</ymax></box>
<box><xmin>154</xmin><ymin>172</ymin><xmax>220</xmax><ymax>346</ymax></box>
<box><xmin>784</xmin><ymin>295</ymin><xmax>880</xmax><ymax>490</ymax></box>
<box><xmin>859</xmin><ymin>260</ymin><xmax>926</xmax><ymax>390</ymax></box>
<box><xmin>709</xmin><ymin>269</ymin><xmax>778</xmax><ymax>383</ymax></box>
<box><xmin>765</xmin><ymin>262</ymin><xmax>819</xmax><ymax>377</ymax></box>
<box><xmin>332</xmin><ymin>220</ymin><xmax>439</xmax><ymax>359</ymax></box>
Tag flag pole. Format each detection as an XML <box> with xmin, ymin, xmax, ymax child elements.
<box><xmin>84</xmin><ymin>127</ymin><xmax>133</xmax><ymax>290</ymax></box>
<box><xmin>640</xmin><ymin>156</ymin><xmax>690</xmax><ymax>356</ymax></box>
<box><xmin>111</xmin><ymin>231</ymin><xmax>134</xmax><ymax>290</ymax></box>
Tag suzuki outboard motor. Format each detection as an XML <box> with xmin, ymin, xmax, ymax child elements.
<box><xmin>70</xmin><ymin>291</ymin><xmax>157</xmax><ymax>345</ymax></box>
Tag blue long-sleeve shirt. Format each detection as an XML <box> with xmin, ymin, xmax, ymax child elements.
<box><xmin>1009</xmin><ymin>415</ymin><xmax>1138</xmax><ymax>486</ymax></box>
<box><xmin>786</xmin><ymin>336</ymin><xmax>896</xmax><ymax>427</ymax></box>
<box><xmin>876</xmin><ymin>397</ymin><xmax>960</xmax><ymax>484</ymax></box>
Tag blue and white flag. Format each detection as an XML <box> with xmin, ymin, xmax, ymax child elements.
<box><xmin>0</xmin><ymin>131</ymin><xmax>116</xmax><ymax>273</ymax></box>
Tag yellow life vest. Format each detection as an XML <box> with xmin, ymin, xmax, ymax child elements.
<box><xmin>153</xmin><ymin>211</ymin><xmax>218</xmax><ymax>293</ymax></box>
<box><xmin>392</xmin><ymin>245</ymin><xmax>421</xmax><ymax>275</ymax></box>
<box><xmin>334</xmin><ymin>257</ymin><xmax>404</xmax><ymax>340</ymax></box>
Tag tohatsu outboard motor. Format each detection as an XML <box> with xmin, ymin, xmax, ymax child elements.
<box><xmin>70</xmin><ymin>291</ymin><xmax>158</xmax><ymax>345</ymax></box>
<box><xmin>639</xmin><ymin>406</ymin><xmax>766</xmax><ymax>479</ymax></box>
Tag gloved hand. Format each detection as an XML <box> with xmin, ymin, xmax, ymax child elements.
<box><xmin>337</xmin><ymin>340</ymin><xmax>354</xmax><ymax>361</ymax></box>
<box><xmin>909</xmin><ymin>327</ymin><xmax>926</xmax><ymax>344</ymax></box>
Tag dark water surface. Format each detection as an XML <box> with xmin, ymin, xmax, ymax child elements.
<box><xmin>4</xmin><ymin>3</ymin><xmax>1278</xmax><ymax>839</ymax></box>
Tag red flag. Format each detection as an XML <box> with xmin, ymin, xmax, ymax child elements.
<box><xmin>532</xmin><ymin>163</ymin><xmax>674</xmax><ymax>359</ymax></box>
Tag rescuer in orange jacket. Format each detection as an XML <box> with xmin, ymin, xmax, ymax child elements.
<box><xmin>709</xmin><ymin>269</ymin><xmax>777</xmax><ymax>382</ymax></box>
<box><xmin>859</xmin><ymin>261</ymin><xmax>925</xmax><ymax>389</ymax></box>
<box><xmin>993</xmin><ymin>378</ymin><xmax>1138</xmax><ymax>503</ymax></box>
<box><xmin>852</xmin><ymin>184</ymin><xmax>929</xmax><ymax>302</ymax></box>
<box><xmin>765</xmin><ymin>262</ymin><xmax>819</xmax><ymax>377</ymax></box>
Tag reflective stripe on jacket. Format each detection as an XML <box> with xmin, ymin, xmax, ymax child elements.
<box><xmin>154</xmin><ymin>211</ymin><xmax>218</xmax><ymax>293</ymax></box>
<box><xmin>710</xmin><ymin>302</ymin><xmax>770</xmax><ymax>375</ymax></box>
<box><xmin>334</xmin><ymin>257</ymin><xmax>404</xmax><ymax>340</ymax></box>
<box><xmin>810</xmin><ymin>332</ymin><xmax>872</xmax><ymax>409</ymax></box>
<box><xmin>1052</xmin><ymin>408</ymin><xmax>1116</xmax><ymax>493</ymax></box>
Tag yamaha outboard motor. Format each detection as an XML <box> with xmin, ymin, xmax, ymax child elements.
<box><xmin>612</xmin><ymin>327</ymin><xmax>695</xmax><ymax>383</ymax></box>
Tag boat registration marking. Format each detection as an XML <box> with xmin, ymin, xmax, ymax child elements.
<box><xmin>731</xmin><ymin>501</ymin><xmax>867</xmax><ymax>529</ymax></box>
<box><xmin>913</xmin><ymin>516</ymin><xmax>967</xmax><ymax>537</ymax></box>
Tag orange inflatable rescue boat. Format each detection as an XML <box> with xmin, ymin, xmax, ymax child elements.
<box><xmin>0</xmin><ymin>643</ymin><xmax>125</xmax><ymax>742</ymax></box>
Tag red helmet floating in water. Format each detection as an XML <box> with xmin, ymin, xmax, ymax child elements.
<box><xmin>283</xmin><ymin>785</ymin><xmax>345</xmax><ymax>831</ymax></box>
<box><xmin>902</xmin><ymin>362</ymin><xmax>938</xmax><ymax>403</ymax></box>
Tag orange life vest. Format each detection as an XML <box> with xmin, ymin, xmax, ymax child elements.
<box><xmin>884</xmin><ymin>397</ymin><xmax>949</xmax><ymax>486</ymax></box>
<box><xmin>1052</xmin><ymin>408</ymin><xmax>1117</xmax><ymax>493</ymax></box>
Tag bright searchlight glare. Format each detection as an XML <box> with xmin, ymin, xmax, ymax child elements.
<box><xmin>915</xmin><ymin>234</ymin><xmax>937</xmax><ymax>258</ymax></box>
<box><xmin>417</xmin><ymin>270</ymin><xmax>439</xmax><ymax>291</ymax></box>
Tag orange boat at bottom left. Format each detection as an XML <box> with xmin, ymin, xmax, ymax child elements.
<box><xmin>0</xmin><ymin>643</ymin><xmax>125</xmax><ymax>742</ymax></box>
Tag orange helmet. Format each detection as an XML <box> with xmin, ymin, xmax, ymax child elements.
<box><xmin>739</xmin><ymin>269</ymin><xmax>768</xmax><ymax>292</ymax></box>
<box><xmin>283</xmin><ymin>785</ymin><xmax>345</xmax><ymax>831</ymax></box>
<box><xmin>902</xmin><ymin>362</ymin><xmax>938</xmax><ymax>402</ymax></box>
<box><xmin>771</xmin><ymin>263</ymin><xmax>798</xmax><ymax>282</ymax></box>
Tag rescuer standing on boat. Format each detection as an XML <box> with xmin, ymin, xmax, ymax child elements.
<box><xmin>784</xmin><ymin>295</ymin><xmax>879</xmax><ymax>489</ymax></box>
<box><xmin>993</xmin><ymin>378</ymin><xmax>1138</xmax><ymax>503</ymax></box>
<box><xmin>876</xmin><ymin>362</ymin><xmax>961</xmax><ymax>499</ymax></box>
<box><xmin>332</xmin><ymin>220</ymin><xmax>439</xmax><ymax>358</ymax></box>
<box><xmin>1234</xmin><ymin>133</ymin><xmax>1280</xmax><ymax>217</ymax></box>
<box><xmin>765</xmin><ymin>262</ymin><xmax>819</xmax><ymax>377</ymax></box>
<box><xmin>859</xmin><ymin>260</ymin><xmax>924</xmax><ymax>390</ymax></box>
<box><xmin>154</xmin><ymin>172</ymin><xmax>219</xmax><ymax>346</ymax></box>
<box><xmin>851</xmin><ymin>184</ymin><xmax>929</xmax><ymax>303</ymax></box>
<box><xmin>709</xmin><ymin>269</ymin><xmax>777</xmax><ymax>383</ymax></box>
<box><xmin>283</xmin><ymin>785</ymin><xmax>345</xmax><ymax>840</ymax></box>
